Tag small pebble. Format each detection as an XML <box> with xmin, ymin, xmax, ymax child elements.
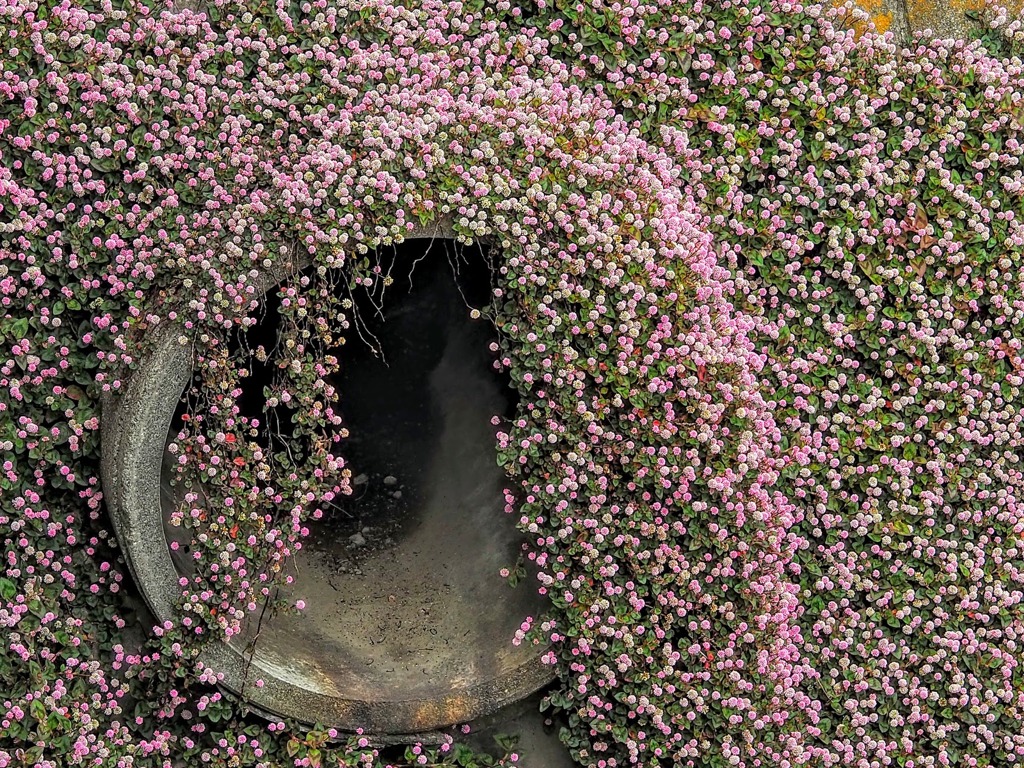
<box><xmin>354</xmin><ymin>473</ymin><xmax>368</xmax><ymax>485</ymax></box>
<box><xmin>383</xmin><ymin>475</ymin><xmax>398</xmax><ymax>486</ymax></box>
<box><xmin>392</xmin><ymin>491</ymin><xmax>402</xmax><ymax>499</ymax></box>
<box><xmin>349</xmin><ymin>532</ymin><xmax>366</xmax><ymax>546</ymax></box>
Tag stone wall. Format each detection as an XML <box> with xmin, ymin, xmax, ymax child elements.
<box><xmin>849</xmin><ymin>0</ymin><xmax>1024</xmax><ymax>42</ymax></box>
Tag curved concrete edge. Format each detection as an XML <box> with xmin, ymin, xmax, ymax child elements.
<box><xmin>101</xmin><ymin>318</ymin><xmax>194</xmax><ymax>623</ymax></box>
<box><xmin>100</xmin><ymin>219</ymin><xmax>556</xmax><ymax>733</ymax></box>
<box><xmin>201</xmin><ymin>640</ymin><xmax>554</xmax><ymax>733</ymax></box>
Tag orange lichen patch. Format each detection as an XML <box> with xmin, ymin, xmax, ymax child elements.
<box><xmin>835</xmin><ymin>0</ymin><xmax>897</xmax><ymax>37</ymax></box>
<box><xmin>906</xmin><ymin>0</ymin><xmax>977</xmax><ymax>15</ymax></box>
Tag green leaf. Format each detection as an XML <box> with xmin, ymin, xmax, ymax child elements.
<box><xmin>7</xmin><ymin>317</ymin><xmax>29</xmax><ymax>340</ymax></box>
<box><xmin>493</xmin><ymin>732</ymin><xmax>519</xmax><ymax>751</ymax></box>
<box><xmin>0</xmin><ymin>578</ymin><xmax>15</xmax><ymax>601</ymax></box>
<box><xmin>30</xmin><ymin>699</ymin><xmax>47</xmax><ymax>723</ymax></box>
<box><xmin>891</xmin><ymin>521</ymin><xmax>913</xmax><ymax>536</ymax></box>
<box><xmin>89</xmin><ymin>156</ymin><xmax>121</xmax><ymax>172</ymax></box>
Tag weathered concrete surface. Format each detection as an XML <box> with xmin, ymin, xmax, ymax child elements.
<box><xmin>102</xmin><ymin>218</ymin><xmax>553</xmax><ymax>733</ymax></box>
<box><xmin>905</xmin><ymin>0</ymin><xmax>1023</xmax><ymax>39</ymax></box>
<box><xmin>846</xmin><ymin>0</ymin><xmax>1024</xmax><ymax>42</ymax></box>
<box><xmin>847</xmin><ymin>0</ymin><xmax>914</xmax><ymax>42</ymax></box>
<box><xmin>843</xmin><ymin>0</ymin><xmax>1024</xmax><ymax>43</ymax></box>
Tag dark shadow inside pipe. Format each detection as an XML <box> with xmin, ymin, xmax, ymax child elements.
<box><xmin>162</xmin><ymin>238</ymin><xmax>545</xmax><ymax>708</ymax></box>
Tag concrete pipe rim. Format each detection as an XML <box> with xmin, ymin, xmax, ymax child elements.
<box><xmin>100</xmin><ymin>219</ymin><xmax>555</xmax><ymax>734</ymax></box>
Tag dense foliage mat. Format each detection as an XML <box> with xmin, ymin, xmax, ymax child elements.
<box><xmin>2</xmin><ymin>0</ymin><xmax>1024</xmax><ymax>766</ymax></box>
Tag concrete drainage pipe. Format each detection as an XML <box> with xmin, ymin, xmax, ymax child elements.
<box><xmin>100</xmin><ymin>220</ymin><xmax>553</xmax><ymax>734</ymax></box>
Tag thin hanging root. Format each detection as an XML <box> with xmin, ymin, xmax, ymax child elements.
<box><xmin>447</xmin><ymin>244</ymin><xmax>475</xmax><ymax>315</ymax></box>
<box><xmin>342</xmin><ymin>275</ymin><xmax>386</xmax><ymax>363</ymax></box>
<box><xmin>406</xmin><ymin>230</ymin><xmax>443</xmax><ymax>290</ymax></box>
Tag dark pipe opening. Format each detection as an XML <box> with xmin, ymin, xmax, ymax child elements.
<box><xmin>203</xmin><ymin>238</ymin><xmax>518</xmax><ymax>451</ymax></box>
<box><xmin>163</xmin><ymin>238</ymin><xmax>545</xmax><ymax>709</ymax></box>
<box><xmin>314</xmin><ymin>238</ymin><xmax>516</xmax><ymax>544</ymax></box>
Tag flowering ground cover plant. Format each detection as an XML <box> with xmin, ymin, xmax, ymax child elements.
<box><xmin>526</xmin><ymin>3</ymin><xmax>1024</xmax><ymax>765</ymax></box>
<box><xmin>1</xmin><ymin>0</ymin><xmax>1024</xmax><ymax>767</ymax></box>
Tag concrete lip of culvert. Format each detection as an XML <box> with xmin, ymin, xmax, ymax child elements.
<box><xmin>101</xmin><ymin>219</ymin><xmax>554</xmax><ymax>734</ymax></box>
